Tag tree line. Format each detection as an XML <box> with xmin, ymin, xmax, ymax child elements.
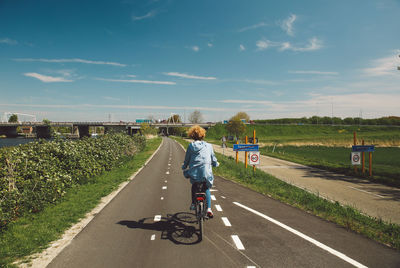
<box><xmin>254</xmin><ymin>116</ymin><xmax>400</xmax><ymax>126</ymax></box>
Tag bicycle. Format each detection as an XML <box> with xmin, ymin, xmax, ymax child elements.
<box><xmin>193</xmin><ymin>182</ymin><xmax>208</xmax><ymax>241</ymax></box>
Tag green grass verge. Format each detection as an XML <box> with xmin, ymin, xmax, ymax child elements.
<box><xmin>0</xmin><ymin>137</ymin><xmax>162</xmax><ymax>267</ymax></box>
<box><xmin>260</xmin><ymin>146</ymin><xmax>400</xmax><ymax>188</ymax></box>
<box><xmin>205</xmin><ymin>123</ymin><xmax>400</xmax><ymax>145</ymax></box>
<box><xmin>172</xmin><ymin>136</ymin><xmax>400</xmax><ymax>250</ymax></box>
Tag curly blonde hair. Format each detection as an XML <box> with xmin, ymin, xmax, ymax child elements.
<box><xmin>187</xmin><ymin>125</ymin><xmax>206</xmax><ymax>140</ymax></box>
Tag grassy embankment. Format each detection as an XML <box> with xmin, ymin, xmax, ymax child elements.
<box><xmin>205</xmin><ymin>124</ymin><xmax>400</xmax><ymax>187</ymax></box>
<box><xmin>0</xmin><ymin>137</ymin><xmax>161</xmax><ymax>267</ymax></box>
<box><xmin>172</xmin><ymin>136</ymin><xmax>400</xmax><ymax>250</ymax></box>
<box><xmin>206</xmin><ymin>123</ymin><xmax>400</xmax><ymax>146</ymax></box>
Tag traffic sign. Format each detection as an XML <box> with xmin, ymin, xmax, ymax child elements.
<box><xmin>233</xmin><ymin>144</ymin><xmax>259</xmax><ymax>151</ymax></box>
<box><xmin>248</xmin><ymin>151</ymin><xmax>260</xmax><ymax>165</ymax></box>
<box><xmin>351</xmin><ymin>152</ymin><xmax>361</xmax><ymax>165</ymax></box>
<box><xmin>352</xmin><ymin>145</ymin><xmax>375</xmax><ymax>152</ymax></box>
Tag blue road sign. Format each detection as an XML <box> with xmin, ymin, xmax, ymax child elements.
<box><xmin>352</xmin><ymin>145</ymin><xmax>375</xmax><ymax>152</ymax></box>
<box><xmin>233</xmin><ymin>144</ymin><xmax>259</xmax><ymax>151</ymax></box>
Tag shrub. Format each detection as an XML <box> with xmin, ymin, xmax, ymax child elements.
<box><xmin>0</xmin><ymin>134</ymin><xmax>146</xmax><ymax>228</ymax></box>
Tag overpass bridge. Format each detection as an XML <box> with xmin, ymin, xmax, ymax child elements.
<box><xmin>0</xmin><ymin>122</ymin><xmax>216</xmax><ymax>138</ymax></box>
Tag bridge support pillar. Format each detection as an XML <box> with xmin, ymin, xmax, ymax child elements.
<box><xmin>104</xmin><ymin>125</ymin><xmax>127</xmax><ymax>135</ymax></box>
<box><xmin>77</xmin><ymin>125</ymin><xmax>90</xmax><ymax>138</ymax></box>
<box><xmin>36</xmin><ymin>126</ymin><xmax>51</xmax><ymax>139</ymax></box>
<box><xmin>0</xmin><ymin>126</ymin><xmax>18</xmax><ymax>138</ymax></box>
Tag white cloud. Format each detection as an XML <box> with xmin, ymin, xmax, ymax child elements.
<box><xmin>289</xmin><ymin>70</ymin><xmax>339</xmax><ymax>75</ymax></box>
<box><xmin>256</xmin><ymin>40</ymin><xmax>274</xmax><ymax>50</ymax></box>
<box><xmin>207</xmin><ymin>43</ymin><xmax>213</xmax><ymax>47</ymax></box>
<box><xmin>0</xmin><ymin>103</ymin><xmax>235</xmax><ymax>112</ymax></box>
<box><xmin>14</xmin><ymin>58</ymin><xmax>126</xmax><ymax>67</ymax></box>
<box><xmin>96</xmin><ymin>78</ymin><xmax>176</xmax><ymax>85</ymax></box>
<box><xmin>239</xmin><ymin>44</ymin><xmax>246</xmax><ymax>51</ymax></box>
<box><xmin>102</xmin><ymin>96</ymin><xmax>121</xmax><ymax>101</ymax></box>
<box><xmin>132</xmin><ymin>10</ymin><xmax>157</xmax><ymax>21</ymax></box>
<box><xmin>126</xmin><ymin>74</ymin><xmax>137</xmax><ymax>78</ymax></box>
<box><xmin>238</xmin><ymin>22</ymin><xmax>268</xmax><ymax>32</ymax></box>
<box><xmin>281</xmin><ymin>14</ymin><xmax>297</xmax><ymax>36</ymax></box>
<box><xmin>292</xmin><ymin>37</ymin><xmax>323</xmax><ymax>52</ymax></box>
<box><xmin>363</xmin><ymin>52</ymin><xmax>400</xmax><ymax>76</ymax></box>
<box><xmin>218</xmin><ymin>92</ymin><xmax>400</xmax><ymax>118</ymax></box>
<box><xmin>163</xmin><ymin>72</ymin><xmax>217</xmax><ymax>80</ymax></box>
<box><xmin>256</xmin><ymin>37</ymin><xmax>322</xmax><ymax>52</ymax></box>
<box><xmin>191</xmin><ymin>46</ymin><xmax>200</xmax><ymax>52</ymax></box>
<box><xmin>0</xmin><ymin>38</ymin><xmax>18</xmax><ymax>45</ymax></box>
<box><xmin>24</xmin><ymin>72</ymin><xmax>73</xmax><ymax>83</ymax></box>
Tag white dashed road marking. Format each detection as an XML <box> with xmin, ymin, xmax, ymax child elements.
<box><xmin>221</xmin><ymin>217</ymin><xmax>232</xmax><ymax>227</ymax></box>
<box><xmin>166</xmin><ymin>171</ymin><xmax>170</xmax><ymax>174</ymax></box>
<box><xmin>154</xmin><ymin>215</ymin><xmax>161</xmax><ymax>222</ymax></box>
<box><xmin>215</xmin><ymin>205</ymin><xmax>222</xmax><ymax>211</ymax></box>
<box><xmin>210</xmin><ymin>189</ymin><xmax>218</xmax><ymax>192</ymax></box>
<box><xmin>231</xmin><ymin>235</ymin><xmax>245</xmax><ymax>250</ymax></box>
<box><xmin>233</xmin><ymin>202</ymin><xmax>367</xmax><ymax>268</ymax></box>
<box><xmin>151</xmin><ymin>234</ymin><xmax>155</xmax><ymax>240</ymax></box>
<box><xmin>221</xmin><ymin>196</ymin><xmax>226</xmax><ymax>199</ymax></box>
<box><xmin>162</xmin><ymin>186</ymin><xmax>167</xmax><ymax>190</ymax></box>
<box><xmin>211</xmin><ymin>195</ymin><xmax>216</xmax><ymax>200</ymax></box>
<box><xmin>161</xmin><ymin>197</ymin><xmax>164</xmax><ymax>200</ymax></box>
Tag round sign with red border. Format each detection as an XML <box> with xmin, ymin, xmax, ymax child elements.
<box><xmin>249</xmin><ymin>151</ymin><xmax>260</xmax><ymax>165</ymax></box>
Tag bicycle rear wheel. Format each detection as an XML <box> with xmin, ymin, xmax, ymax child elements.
<box><xmin>198</xmin><ymin>201</ymin><xmax>204</xmax><ymax>241</ymax></box>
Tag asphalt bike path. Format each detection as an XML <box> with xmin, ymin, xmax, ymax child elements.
<box><xmin>213</xmin><ymin>144</ymin><xmax>400</xmax><ymax>224</ymax></box>
<box><xmin>48</xmin><ymin>137</ymin><xmax>400</xmax><ymax>267</ymax></box>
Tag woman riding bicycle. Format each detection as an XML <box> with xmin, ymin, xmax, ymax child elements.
<box><xmin>182</xmin><ymin>125</ymin><xmax>219</xmax><ymax>218</ymax></box>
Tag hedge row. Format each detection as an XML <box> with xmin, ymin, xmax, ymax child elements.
<box><xmin>0</xmin><ymin>134</ymin><xmax>146</xmax><ymax>228</ymax></box>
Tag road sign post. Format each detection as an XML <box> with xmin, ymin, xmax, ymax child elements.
<box><xmin>245</xmin><ymin>136</ymin><xmax>248</xmax><ymax>168</ymax></box>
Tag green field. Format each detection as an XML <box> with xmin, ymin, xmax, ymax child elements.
<box><xmin>260</xmin><ymin>146</ymin><xmax>400</xmax><ymax>187</ymax></box>
<box><xmin>206</xmin><ymin>123</ymin><xmax>400</xmax><ymax>146</ymax></box>
<box><xmin>205</xmin><ymin>124</ymin><xmax>400</xmax><ymax>186</ymax></box>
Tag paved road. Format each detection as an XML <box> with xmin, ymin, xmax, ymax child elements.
<box><xmin>48</xmin><ymin>138</ymin><xmax>400</xmax><ymax>267</ymax></box>
<box><xmin>214</xmin><ymin>144</ymin><xmax>400</xmax><ymax>224</ymax></box>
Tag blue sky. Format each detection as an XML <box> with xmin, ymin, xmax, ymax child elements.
<box><xmin>1</xmin><ymin>0</ymin><xmax>399</xmax><ymax>122</ymax></box>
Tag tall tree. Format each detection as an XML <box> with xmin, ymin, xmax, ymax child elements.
<box><xmin>226</xmin><ymin>117</ymin><xmax>246</xmax><ymax>138</ymax></box>
<box><xmin>231</xmin><ymin>111</ymin><xmax>250</xmax><ymax>122</ymax></box>
<box><xmin>8</xmin><ymin>114</ymin><xmax>18</xmax><ymax>123</ymax></box>
<box><xmin>188</xmin><ymin>110</ymin><xmax>203</xmax><ymax>123</ymax></box>
<box><xmin>167</xmin><ymin>114</ymin><xmax>181</xmax><ymax>124</ymax></box>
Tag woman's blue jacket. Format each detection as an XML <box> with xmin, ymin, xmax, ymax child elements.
<box><xmin>182</xmin><ymin>141</ymin><xmax>219</xmax><ymax>187</ymax></box>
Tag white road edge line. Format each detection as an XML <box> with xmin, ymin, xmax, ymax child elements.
<box><xmin>154</xmin><ymin>215</ymin><xmax>162</xmax><ymax>222</ymax></box>
<box><xmin>151</xmin><ymin>234</ymin><xmax>156</xmax><ymax>240</ymax></box>
<box><xmin>231</xmin><ymin>235</ymin><xmax>245</xmax><ymax>250</ymax></box>
<box><xmin>221</xmin><ymin>217</ymin><xmax>232</xmax><ymax>227</ymax></box>
<box><xmin>215</xmin><ymin>205</ymin><xmax>223</xmax><ymax>211</ymax></box>
<box><xmin>347</xmin><ymin>186</ymin><xmax>385</xmax><ymax>199</ymax></box>
<box><xmin>233</xmin><ymin>202</ymin><xmax>367</xmax><ymax>268</ymax></box>
<box><xmin>211</xmin><ymin>195</ymin><xmax>216</xmax><ymax>200</ymax></box>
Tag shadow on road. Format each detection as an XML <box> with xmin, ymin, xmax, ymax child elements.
<box><xmin>301</xmin><ymin>167</ymin><xmax>400</xmax><ymax>202</ymax></box>
<box><xmin>117</xmin><ymin>212</ymin><xmax>201</xmax><ymax>245</ymax></box>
